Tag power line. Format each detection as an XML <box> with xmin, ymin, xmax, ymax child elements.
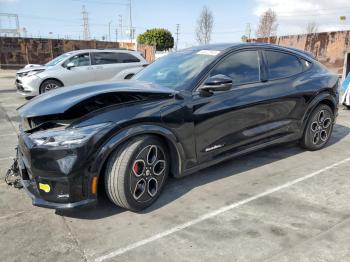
<box><xmin>72</xmin><ymin>0</ymin><xmax>128</xmax><ymax>5</ymax></box>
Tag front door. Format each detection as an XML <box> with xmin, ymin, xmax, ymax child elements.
<box><xmin>61</xmin><ymin>52</ymin><xmax>95</xmax><ymax>86</ymax></box>
<box><xmin>193</xmin><ymin>49</ymin><xmax>275</xmax><ymax>163</ymax></box>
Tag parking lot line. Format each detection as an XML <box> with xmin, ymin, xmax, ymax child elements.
<box><xmin>93</xmin><ymin>156</ymin><xmax>350</xmax><ymax>262</ymax></box>
<box><xmin>0</xmin><ymin>133</ymin><xmax>17</xmax><ymax>137</ymax></box>
<box><xmin>0</xmin><ymin>157</ymin><xmax>13</xmax><ymax>161</ymax></box>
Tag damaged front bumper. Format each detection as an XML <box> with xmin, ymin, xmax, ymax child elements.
<box><xmin>17</xmin><ymin>131</ymin><xmax>97</xmax><ymax>209</ymax></box>
<box><xmin>15</xmin><ymin>75</ymin><xmax>41</xmax><ymax>96</ymax></box>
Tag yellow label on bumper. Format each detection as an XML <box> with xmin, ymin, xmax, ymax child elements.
<box><xmin>38</xmin><ymin>183</ymin><xmax>51</xmax><ymax>193</ymax></box>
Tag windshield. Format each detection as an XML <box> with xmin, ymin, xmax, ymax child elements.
<box><xmin>45</xmin><ymin>53</ymin><xmax>72</xmax><ymax>66</ymax></box>
<box><xmin>134</xmin><ymin>50</ymin><xmax>219</xmax><ymax>90</ymax></box>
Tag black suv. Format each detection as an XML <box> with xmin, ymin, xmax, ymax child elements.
<box><xmin>17</xmin><ymin>43</ymin><xmax>339</xmax><ymax>211</ymax></box>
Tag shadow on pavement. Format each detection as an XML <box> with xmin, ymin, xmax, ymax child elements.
<box><xmin>57</xmin><ymin>123</ymin><xmax>350</xmax><ymax>219</ymax></box>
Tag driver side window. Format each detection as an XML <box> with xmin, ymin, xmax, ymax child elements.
<box><xmin>63</xmin><ymin>53</ymin><xmax>90</xmax><ymax>67</ymax></box>
<box><xmin>210</xmin><ymin>50</ymin><xmax>260</xmax><ymax>85</ymax></box>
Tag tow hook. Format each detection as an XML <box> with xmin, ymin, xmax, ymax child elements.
<box><xmin>4</xmin><ymin>147</ymin><xmax>22</xmax><ymax>189</ymax></box>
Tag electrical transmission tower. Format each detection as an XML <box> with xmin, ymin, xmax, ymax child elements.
<box><xmin>0</xmin><ymin>13</ymin><xmax>21</xmax><ymax>37</ymax></box>
<box><xmin>175</xmin><ymin>24</ymin><xmax>180</xmax><ymax>51</ymax></box>
<box><xmin>81</xmin><ymin>5</ymin><xmax>90</xmax><ymax>40</ymax></box>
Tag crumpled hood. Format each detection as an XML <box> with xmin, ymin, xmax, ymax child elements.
<box><xmin>17</xmin><ymin>80</ymin><xmax>177</xmax><ymax>118</ymax></box>
<box><xmin>17</xmin><ymin>65</ymin><xmax>47</xmax><ymax>74</ymax></box>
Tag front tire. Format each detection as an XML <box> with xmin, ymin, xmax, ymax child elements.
<box><xmin>40</xmin><ymin>79</ymin><xmax>63</xmax><ymax>94</ymax></box>
<box><xmin>301</xmin><ymin>104</ymin><xmax>334</xmax><ymax>151</ymax></box>
<box><xmin>105</xmin><ymin>136</ymin><xmax>169</xmax><ymax>211</ymax></box>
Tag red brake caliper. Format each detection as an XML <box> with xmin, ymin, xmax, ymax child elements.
<box><xmin>133</xmin><ymin>162</ymin><xmax>140</xmax><ymax>174</ymax></box>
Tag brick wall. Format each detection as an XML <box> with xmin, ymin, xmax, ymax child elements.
<box><xmin>0</xmin><ymin>37</ymin><xmax>155</xmax><ymax>69</ymax></box>
<box><xmin>137</xmin><ymin>44</ymin><xmax>156</xmax><ymax>63</ymax></box>
<box><xmin>248</xmin><ymin>30</ymin><xmax>350</xmax><ymax>76</ymax></box>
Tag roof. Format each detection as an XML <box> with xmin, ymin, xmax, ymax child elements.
<box><xmin>184</xmin><ymin>42</ymin><xmax>315</xmax><ymax>60</ymax></box>
<box><xmin>66</xmin><ymin>48</ymin><xmax>138</xmax><ymax>54</ymax></box>
<box><xmin>186</xmin><ymin>43</ymin><xmax>241</xmax><ymax>51</ymax></box>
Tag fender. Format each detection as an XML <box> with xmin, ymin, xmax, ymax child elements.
<box><xmin>89</xmin><ymin>124</ymin><xmax>186</xmax><ymax>180</ymax></box>
<box><xmin>301</xmin><ymin>91</ymin><xmax>338</xmax><ymax>132</ymax></box>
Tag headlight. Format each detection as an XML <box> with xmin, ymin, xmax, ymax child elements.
<box><xmin>27</xmin><ymin>69</ymin><xmax>45</xmax><ymax>77</ymax></box>
<box><xmin>29</xmin><ymin>123</ymin><xmax>110</xmax><ymax>147</ymax></box>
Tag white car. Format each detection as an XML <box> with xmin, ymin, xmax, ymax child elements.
<box><xmin>15</xmin><ymin>49</ymin><xmax>148</xmax><ymax>97</ymax></box>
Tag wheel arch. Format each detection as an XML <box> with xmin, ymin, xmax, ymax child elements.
<box><xmin>39</xmin><ymin>78</ymin><xmax>64</xmax><ymax>93</ymax></box>
<box><xmin>301</xmin><ymin>92</ymin><xmax>337</xmax><ymax>132</ymax></box>
<box><xmin>92</xmin><ymin>124</ymin><xmax>186</xmax><ymax>192</ymax></box>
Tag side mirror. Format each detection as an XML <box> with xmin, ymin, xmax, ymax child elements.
<box><xmin>199</xmin><ymin>74</ymin><xmax>232</xmax><ymax>93</ymax></box>
<box><xmin>66</xmin><ymin>62</ymin><xmax>75</xmax><ymax>69</ymax></box>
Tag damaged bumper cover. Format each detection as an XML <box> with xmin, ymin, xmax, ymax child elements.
<box><xmin>17</xmin><ymin>127</ymin><xmax>102</xmax><ymax>209</ymax></box>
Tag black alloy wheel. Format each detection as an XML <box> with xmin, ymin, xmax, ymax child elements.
<box><xmin>105</xmin><ymin>136</ymin><xmax>169</xmax><ymax>211</ymax></box>
<box><xmin>301</xmin><ymin>104</ymin><xmax>334</xmax><ymax>151</ymax></box>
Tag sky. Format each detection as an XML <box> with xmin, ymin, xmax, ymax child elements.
<box><xmin>1</xmin><ymin>0</ymin><xmax>350</xmax><ymax>48</ymax></box>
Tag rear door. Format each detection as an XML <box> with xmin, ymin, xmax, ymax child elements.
<box><xmin>91</xmin><ymin>52</ymin><xmax>141</xmax><ymax>81</ymax></box>
<box><xmin>261</xmin><ymin>49</ymin><xmax>310</xmax><ymax>135</ymax></box>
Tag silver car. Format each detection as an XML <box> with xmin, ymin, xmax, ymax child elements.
<box><xmin>15</xmin><ymin>49</ymin><xmax>148</xmax><ymax>97</ymax></box>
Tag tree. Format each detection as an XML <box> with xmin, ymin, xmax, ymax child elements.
<box><xmin>196</xmin><ymin>6</ymin><xmax>214</xmax><ymax>44</ymax></box>
<box><xmin>137</xmin><ymin>28</ymin><xmax>174</xmax><ymax>51</ymax></box>
<box><xmin>306</xmin><ymin>21</ymin><xmax>318</xmax><ymax>34</ymax></box>
<box><xmin>255</xmin><ymin>9</ymin><xmax>278</xmax><ymax>38</ymax></box>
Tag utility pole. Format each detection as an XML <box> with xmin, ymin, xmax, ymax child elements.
<box><xmin>175</xmin><ymin>24</ymin><xmax>180</xmax><ymax>51</ymax></box>
<box><xmin>115</xmin><ymin>28</ymin><xmax>118</xmax><ymax>42</ymax></box>
<box><xmin>81</xmin><ymin>5</ymin><xmax>90</xmax><ymax>40</ymax></box>
<box><xmin>118</xmin><ymin>15</ymin><xmax>123</xmax><ymax>41</ymax></box>
<box><xmin>129</xmin><ymin>0</ymin><xmax>132</xmax><ymax>44</ymax></box>
<box><xmin>245</xmin><ymin>23</ymin><xmax>251</xmax><ymax>40</ymax></box>
<box><xmin>108</xmin><ymin>21</ymin><xmax>112</xmax><ymax>41</ymax></box>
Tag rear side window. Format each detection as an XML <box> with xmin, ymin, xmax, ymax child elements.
<box><xmin>91</xmin><ymin>52</ymin><xmax>120</xmax><ymax>65</ymax></box>
<box><xmin>265</xmin><ymin>50</ymin><xmax>303</xmax><ymax>80</ymax></box>
<box><xmin>210</xmin><ymin>50</ymin><xmax>260</xmax><ymax>85</ymax></box>
<box><xmin>91</xmin><ymin>52</ymin><xmax>140</xmax><ymax>65</ymax></box>
<box><xmin>119</xmin><ymin>53</ymin><xmax>140</xmax><ymax>63</ymax></box>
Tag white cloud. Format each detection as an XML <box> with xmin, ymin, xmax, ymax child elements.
<box><xmin>254</xmin><ymin>0</ymin><xmax>350</xmax><ymax>35</ymax></box>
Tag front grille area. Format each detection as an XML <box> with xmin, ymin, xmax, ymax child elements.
<box><xmin>15</xmin><ymin>78</ymin><xmax>24</xmax><ymax>91</ymax></box>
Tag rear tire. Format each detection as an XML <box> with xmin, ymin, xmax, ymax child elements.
<box><xmin>300</xmin><ymin>104</ymin><xmax>334</xmax><ymax>151</ymax></box>
<box><xmin>105</xmin><ymin>136</ymin><xmax>169</xmax><ymax>211</ymax></box>
<box><xmin>40</xmin><ymin>79</ymin><xmax>63</xmax><ymax>94</ymax></box>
